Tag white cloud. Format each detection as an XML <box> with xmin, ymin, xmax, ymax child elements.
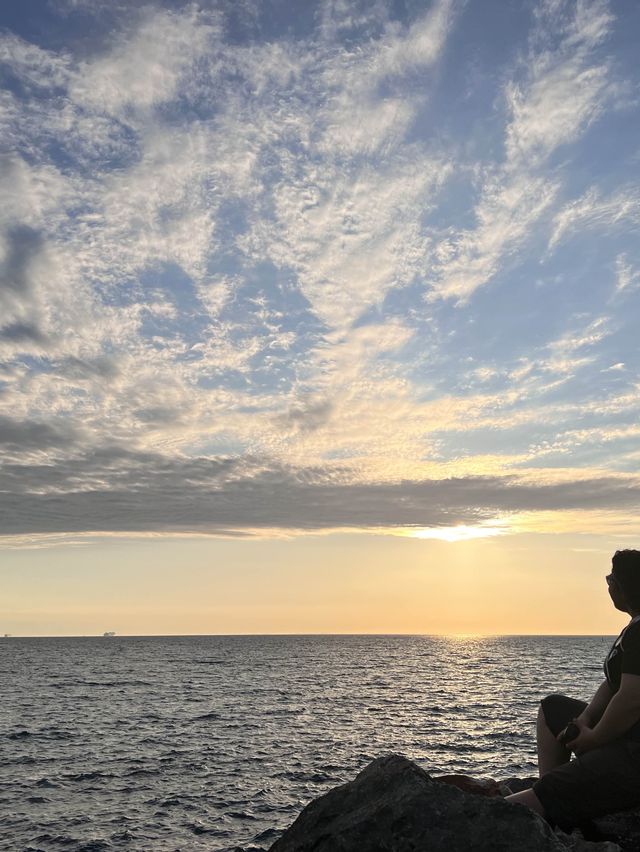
<box><xmin>549</xmin><ymin>187</ymin><xmax>640</xmax><ymax>249</ymax></box>
<box><xmin>430</xmin><ymin>173</ymin><xmax>559</xmax><ymax>302</ymax></box>
<box><xmin>506</xmin><ymin>0</ymin><xmax>613</xmax><ymax>165</ymax></box>
<box><xmin>545</xmin><ymin>315</ymin><xmax>610</xmax><ymax>362</ymax></box>
<box><xmin>208</xmin><ymin>3</ymin><xmax>458</xmax><ymax>330</ymax></box>
<box><xmin>0</xmin><ymin>155</ymin><xmax>78</xmax><ymax>232</ymax></box>
<box><xmin>369</xmin><ymin>0</ymin><xmax>454</xmax><ymax>80</ymax></box>
<box><xmin>0</xmin><ymin>34</ymin><xmax>70</xmax><ymax>89</ymax></box>
<box><xmin>258</xmin><ymin>154</ymin><xmax>450</xmax><ymax>329</ymax></box>
<box><xmin>317</xmin><ymin>97</ymin><xmax>415</xmax><ymax>158</ymax></box>
<box><xmin>195</xmin><ymin>274</ymin><xmax>237</xmax><ymax>318</ymax></box>
<box><xmin>68</xmin><ymin>123</ymin><xmax>220</xmax><ymax>287</ymax></box>
<box><xmin>504</xmin><ymin>62</ymin><xmax>609</xmax><ymax>166</ymax></box>
<box><xmin>431</xmin><ymin>0</ymin><xmax>617</xmax><ymax>302</ymax></box>
<box><xmin>615</xmin><ymin>254</ymin><xmax>640</xmax><ymax>293</ymax></box>
<box><xmin>69</xmin><ymin>7</ymin><xmax>220</xmax><ymax>115</ymax></box>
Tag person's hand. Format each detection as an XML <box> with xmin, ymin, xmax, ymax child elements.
<box><xmin>559</xmin><ymin>717</ymin><xmax>599</xmax><ymax>754</ymax></box>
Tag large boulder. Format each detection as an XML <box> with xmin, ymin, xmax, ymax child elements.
<box><xmin>267</xmin><ymin>754</ymin><xmax>620</xmax><ymax>851</ymax></box>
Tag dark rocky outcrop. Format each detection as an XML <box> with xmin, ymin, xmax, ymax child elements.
<box><xmin>229</xmin><ymin>755</ymin><xmax>640</xmax><ymax>852</ymax></box>
<box><xmin>593</xmin><ymin>814</ymin><xmax>640</xmax><ymax>852</ymax></box>
<box><xmin>266</xmin><ymin>754</ymin><xmax>622</xmax><ymax>851</ymax></box>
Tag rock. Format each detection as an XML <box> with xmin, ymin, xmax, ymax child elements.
<box><xmin>438</xmin><ymin>775</ymin><xmax>640</xmax><ymax>849</ymax></box>
<box><xmin>268</xmin><ymin>753</ymin><xmax>620</xmax><ymax>851</ymax></box>
<box><xmin>434</xmin><ymin>773</ymin><xmax>505</xmax><ymax>797</ymax></box>
<box><xmin>556</xmin><ymin>832</ymin><xmax>622</xmax><ymax>852</ymax></box>
<box><xmin>504</xmin><ymin>776</ymin><xmax>538</xmax><ymax>794</ymax></box>
<box><xmin>592</xmin><ymin>811</ymin><xmax>640</xmax><ymax>851</ymax></box>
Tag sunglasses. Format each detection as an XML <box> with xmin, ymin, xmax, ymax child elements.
<box><xmin>606</xmin><ymin>573</ymin><xmax>616</xmax><ymax>586</ymax></box>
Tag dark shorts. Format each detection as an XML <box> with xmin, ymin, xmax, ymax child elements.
<box><xmin>533</xmin><ymin>694</ymin><xmax>640</xmax><ymax>829</ymax></box>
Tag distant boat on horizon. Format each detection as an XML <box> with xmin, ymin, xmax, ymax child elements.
<box><xmin>103</xmin><ymin>631</ymin><xmax>116</xmax><ymax>637</ymax></box>
<box><xmin>2</xmin><ymin>633</ymin><xmax>10</xmax><ymax>638</ymax></box>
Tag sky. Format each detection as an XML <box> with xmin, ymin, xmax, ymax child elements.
<box><xmin>1</xmin><ymin>0</ymin><xmax>639</xmax><ymax>635</ymax></box>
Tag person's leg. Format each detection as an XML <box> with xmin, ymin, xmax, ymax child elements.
<box><xmin>537</xmin><ymin>700</ymin><xmax>571</xmax><ymax>777</ymax></box>
<box><xmin>532</xmin><ymin>740</ymin><xmax>640</xmax><ymax>831</ymax></box>
<box><xmin>504</xmin><ymin>788</ymin><xmax>546</xmax><ymax>817</ymax></box>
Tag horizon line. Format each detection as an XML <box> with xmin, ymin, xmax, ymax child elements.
<box><xmin>0</xmin><ymin>631</ymin><xmax>618</xmax><ymax>639</ymax></box>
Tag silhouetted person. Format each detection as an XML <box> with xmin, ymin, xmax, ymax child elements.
<box><xmin>506</xmin><ymin>549</ymin><xmax>640</xmax><ymax>830</ymax></box>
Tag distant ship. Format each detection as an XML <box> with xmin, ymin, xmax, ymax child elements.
<box><xmin>103</xmin><ymin>631</ymin><xmax>116</xmax><ymax>637</ymax></box>
<box><xmin>2</xmin><ymin>633</ymin><xmax>10</xmax><ymax>638</ymax></box>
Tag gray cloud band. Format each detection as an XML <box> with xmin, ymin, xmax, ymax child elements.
<box><xmin>1</xmin><ymin>445</ymin><xmax>639</xmax><ymax>535</ymax></box>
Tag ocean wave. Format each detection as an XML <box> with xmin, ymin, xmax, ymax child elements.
<box><xmin>35</xmin><ymin>778</ymin><xmax>61</xmax><ymax>788</ymax></box>
<box><xmin>80</xmin><ymin>680</ymin><xmax>152</xmax><ymax>687</ymax></box>
<box><xmin>123</xmin><ymin>767</ymin><xmax>160</xmax><ymax>777</ymax></box>
<box><xmin>276</xmin><ymin>770</ymin><xmax>334</xmax><ymax>782</ymax></box>
<box><xmin>187</xmin><ymin>821</ymin><xmax>231</xmax><ymax>836</ymax></box>
<box><xmin>66</xmin><ymin>771</ymin><xmax>115</xmax><ymax>782</ymax></box>
<box><xmin>4</xmin><ymin>634</ymin><xmax>611</xmax><ymax>851</ymax></box>
<box><xmin>33</xmin><ymin>833</ymin><xmax>80</xmax><ymax>845</ymax></box>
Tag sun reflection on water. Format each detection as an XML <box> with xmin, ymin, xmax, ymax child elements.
<box><xmin>444</xmin><ymin>633</ymin><xmax>489</xmax><ymax>640</ymax></box>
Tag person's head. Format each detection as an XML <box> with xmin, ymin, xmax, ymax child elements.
<box><xmin>608</xmin><ymin>550</ymin><xmax>640</xmax><ymax>614</ymax></box>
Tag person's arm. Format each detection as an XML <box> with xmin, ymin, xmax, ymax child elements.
<box><xmin>567</xmin><ymin>622</ymin><xmax>640</xmax><ymax>754</ymax></box>
<box><xmin>567</xmin><ymin>674</ymin><xmax>640</xmax><ymax>753</ymax></box>
<box><xmin>591</xmin><ymin>674</ymin><xmax>640</xmax><ymax>745</ymax></box>
<box><xmin>575</xmin><ymin>679</ymin><xmax>613</xmax><ymax>727</ymax></box>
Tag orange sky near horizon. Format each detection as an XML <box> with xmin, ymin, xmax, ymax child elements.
<box><xmin>1</xmin><ymin>531</ymin><xmax>632</xmax><ymax>637</ymax></box>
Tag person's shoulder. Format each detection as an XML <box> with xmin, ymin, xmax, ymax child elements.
<box><xmin>622</xmin><ymin>619</ymin><xmax>640</xmax><ymax>648</ymax></box>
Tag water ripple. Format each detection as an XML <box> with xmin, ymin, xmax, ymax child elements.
<box><xmin>1</xmin><ymin>634</ymin><xmax>613</xmax><ymax>851</ymax></box>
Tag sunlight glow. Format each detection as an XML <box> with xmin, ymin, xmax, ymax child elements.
<box><xmin>444</xmin><ymin>633</ymin><xmax>489</xmax><ymax>640</ymax></box>
<box><xmin>407</xmin><ymin>525</ymin><xmax>508</xmax><ymax>542</ymax></box>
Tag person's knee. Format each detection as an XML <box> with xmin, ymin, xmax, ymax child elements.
<box><xmin>505</xmin><ymin>788</ymin><xmax>547</xmax><ymax>818</ymax></box>
<box><xmin>538</xmin><ymin>694</ymin><xmax>566</xmax><ymax>733</ymax></box>
<box><xmin>541</xmin><ymin>692</ymin><xmax>566</xmax><ymax>704</ymax></box>
<box><xmin>540</xmin><ymin>693</ymin><xmax>566</xmax><ymax>717</ymax></box>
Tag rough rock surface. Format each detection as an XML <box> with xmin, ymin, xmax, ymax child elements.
<box><xmin>494</xmin><ymin>777</ymin><xmax>640</xmax><ymax>850</ymax></box>
<box><xmin>592</xmin><ymin>812</ymin><xmax>640</xmax><ymax>851</ymax></box>
<box><xmin>266</xmin><ymin>754</ymin><xmax>621</xmax><ymax>851</ymax></box>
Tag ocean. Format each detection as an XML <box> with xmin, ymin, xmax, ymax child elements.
<box><xmin>0</xmin><ymin>634</ymin><xmax>614</xmax><ymax>852</ymax></box>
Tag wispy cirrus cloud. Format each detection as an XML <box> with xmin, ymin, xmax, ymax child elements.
<box><xmin>429</xmin><ymin>0</ymin><xmax>620</xmax><ymax>302</ymax></box>
<box><xmin>549</xmin><ymin>186</ymin><xmax>640</xmax><ymax>249</ymax></box>
<box><xmin>1</xmin><ymin>0</ymin><xmax>639</xmax><ymax>543</ymax></box>
<box><xmin>615</xmin><ymin>254</ymin><xmax>640</xmax><ymax>293</ymax></box>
